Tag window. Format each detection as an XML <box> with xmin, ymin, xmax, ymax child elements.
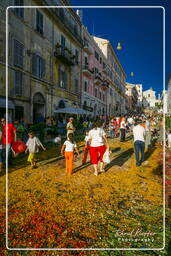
<box><xmin>99</xmin><ymin>91</ymin><xmax>102</xmax><ymax>100</ymax></box>
<box><xmin>75</xmin><ymin>49</ymin><xmax>79</xmax><ymax>64</ymax></box>
<box><xmin>36</xmin><ymin>10</ymin><xmax>43</xmax><ymax>35</ymax></box>
<box><xmin>74</xmin><ymin>79</ymin><xmax>78</xmax><ymax>93</ymax></box>
<box><xmin>95</xmin><ymin>88</ymin><xmax>97</xmax><ymax>97</ymax></box>
<box><xmin>14</xmin><ymin>70</ymin><xmax>23</xmax><ymax>96</ymax></box>
<box><xmin>32</xmin><ymin>54</ymin><xmax>46</xmax><ymax>78</ymax></box>
<box><xmin>95</xmin><ymin>51</ymin><xmax>99</xmax><ymax>60</ymax></box>
<box><xmin>84</xmin><ymin>56</ymin><xmax>88</xmax><ymax>66</ymax></box>
<box><xmin>14</xmin><ymin>39</ymin><xmax>24</xmax><ymax>68</ymax></box>
<box><xmin>100</xmin><ymin>57</ymin><xmax>102</xmax><ymax>64</ymax></box>
<box><xmin>61</xmin><ymin>35</ymin><xmax>66</xmax><ymax>55</ymax></box>
<box><xmin>14</xmin><ymin>0</ymin><xmax>24</xmax><ymax>18</ymax></box>
<box><xmin>103</xmin><ymin>62</ymin><xmax>106</xmax><ymax>69</ymax></box>
<box><xmin>58</xmin><ymin>66</ymin><xmax>67</xmax><ymax>89</ymax></box>
<box><xmin>84</xmin><ymin>81</ymin><xmax>88</xmax><ymax>92</ymax></box>
<box><xmin>95</xmin><ymin>68</ymin><xmax>99</xmax><ymax>75</ymax></box>
<box><xmin>103</xmin><ymin>94</ymin><xmax>105</xmax><ymax>101</ymax></box>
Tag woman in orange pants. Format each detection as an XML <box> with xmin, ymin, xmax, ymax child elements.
<box><xmin>61</xmin><ymin>133</ymin><xmax>80</xmax><ymax>175</ymax></box>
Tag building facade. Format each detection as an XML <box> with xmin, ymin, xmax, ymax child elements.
<box><xmin>1</xmin><ymin>0</ymin><xmax>82</xmax><ymax>122</ymax></box>
<box><xmin>143</xmin><ymin>88</ymin><xmax>156</xmax><ymax>108</ymax></box>
<box><xmin>93</xmin><ymin>36</ymin><xmax>127</xmax><ymax>116</ymax></box>
<box><xmin>125</xmin><ymin>82</ymin><xmax>139</xmax><ymax>113</ymax></box>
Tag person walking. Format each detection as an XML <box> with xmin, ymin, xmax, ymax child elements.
<box><xmin>0</xmin><ymin>123</ymin><xmax>4</xmax><ymax>171</ymax></box>
<box><xmin>120</xmin><ymin>117</ymin><xmax>126</xmax><ymax>142</ymax></box>
<box><xmin>25</xmin><ymin>131</ymin><xmax>46</xmax><ymax>169</ymax></box>
<box><xmin>61</xmin><ymin>133</ymin><xmax>80</xmax><ymax>175</ymax></box>
<box><xmin>88</xmin><ymin>121</ymin><xmax>109</xmax><ymax>176</ymax></box>
<box><xmin>133</xmin><ymin>119</ymin><xmax>146</xmax><ymax>167</ymax></box>
<box><xmin>66</xmin><ymin>117</ymin><xmax>75</xmax><ymax>138</ymax></box>
<box><xmin>1</xmin><ymin>118</ymin><xmax>16</xmax><ymax>166</ymax></box>
<box><xmin>82</xmin><ymin>130</ymin><xmax>90</xmax><ymax>165</ymax></box>
<box><xmin>113</xmin><ymin>118</ymin><xmax>117</xmax><ymax>137</ymax></box>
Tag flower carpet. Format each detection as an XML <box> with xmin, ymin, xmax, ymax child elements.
<box><xmin>0</xmin><ymin>137</ymin><xmax>170</xmax><ymax>256</ymax></box>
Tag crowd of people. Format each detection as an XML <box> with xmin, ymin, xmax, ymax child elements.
<box><xmin>0</xmin><ymin>113</ymin><xmax>170</xmax><ymax>175</ymax></box>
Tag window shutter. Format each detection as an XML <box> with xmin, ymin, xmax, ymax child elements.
<box><xmin>15</xmin><ymin>71</ymin><xmax>22</xmax><ymax>96</ymax></box>
<box><xmin>41</xmin><ymin>58</ymin><xmax>46</xmax><ymax>78</ymax></box>
<box><xmin>32</xmin><ymin>53</ymin><xmax>37</xmax><ymax>76</ymax></box>
<box><xmin>14</xmin><ymin>40</ymin><xmax>23</xmax><ymax>67</ymax></box>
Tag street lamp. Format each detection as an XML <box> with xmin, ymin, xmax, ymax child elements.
<box><xmin>116</xmin><ymin>42</ymin><xmax>122</xmax><ymax>50</ymax></box>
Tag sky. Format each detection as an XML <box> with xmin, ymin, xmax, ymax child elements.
<box><xmin>70</xmin><ymin>0</ymin><xmax>171</xmax><ymax>96</ymax></box>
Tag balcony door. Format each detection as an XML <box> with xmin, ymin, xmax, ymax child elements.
<box><xmin>61</xmin><ymin>35</ymin><xmax>66</xmax><ymax>56</ymax></box>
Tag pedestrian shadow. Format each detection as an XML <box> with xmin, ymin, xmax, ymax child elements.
<box><xmin>105</xmin><ymin>148</ymin><xmax>134</xmax><ymax>171</ymax></box>
<box><xmin>144</xmin><ymin>145</ymin><xmax>157</xmax><ymax>161</ymax></box>
<box><xmin>125</xmin><ymin>135</ymin><xmax>133</xmax><ymax>141</ymax></box>
<box><xmin>111</xmin><ymin>147</ymin><xmax>121</xmax><ymax>153</ymax></box>
<box><xmin>73</xmin><ymin>162</ymin><xmax>91</xmax><ymax>173</ymax></box>
<box><xmin>73</xmin><ymin>147</ymin><xmax>122</xmax><ymax>174</ymax></box>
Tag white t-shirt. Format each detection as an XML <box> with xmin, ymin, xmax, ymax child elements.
<box><xmin>64</xmin><ymin>140</ymin><xmax>76</xmax><ymax>152</ymax></box>
<box><xmin>133</xmin><ymin>125</ymin><xmax>146</xmax><ymax>142</ymax></box>
<box><xmin>88</xmin><ymin>128</ymin><xmax>106</xmax><ymax>147</ymax></box>
<box><xmin>168</xmin><ymin>134</ymin><xmax>171</xmax><ymax>142</ymax></box>
<box><xmin>26</xmin><ymin>136</ymin><xmax>43</xmax><ymax>153</ymax></box>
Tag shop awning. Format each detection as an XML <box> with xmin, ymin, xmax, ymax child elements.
<box><xmin>54</xmin><ymin>107</ymin><xmax>89</xmax><ymax>115</ymax></box>
<box><xmin>0</xmin><ymin>98</ymin><xmax>15</xmax><ymax>109</ymax></box>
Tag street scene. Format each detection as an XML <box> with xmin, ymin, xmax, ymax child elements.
<box><xmin>0</xmin><ymin>0</ymin><xmax>171</xmax><ymax>255</ymax></box>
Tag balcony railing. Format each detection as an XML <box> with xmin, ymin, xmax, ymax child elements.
<box><xmin>54</xmin><ymin>46</ymin><xmax>75</xmax><ymax>66</ymax></box>
<box><xmin>83</xmin><ymin>41</ymin><xmax>93</xmax><ymax>55</ymax></box>
<box><xmin>82</xmin><ymin>64</ymin><xmax>94</xmax><ymax>77</ymax></box>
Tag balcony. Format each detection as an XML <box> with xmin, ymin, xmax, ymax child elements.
<box><xmin>102</xmin><ymin>68</ymin><xmax>108</xmax><ymax>75</ymax></box>
<box><xmin>94</xmin><ymin>73</ymin><xmax>102</xmax><ymax>85</ymax></box>
<box><xmin>83</xmin><ymin>41</ymin><xmax>93</xmax><ymax>55</ymax></box>
<box><xmin>49</xmin><ymin>6</ymin><xmax>83</xmax><ymax>45</ymax></box>
<box><xmin>101</xmin><ymin>80</ymin><xmax>109</xmax><ymax>90</ymax></box>
<box><xmin>54</xmin><ymin>46</ymin><xmax>75</xmax><ymax>66</ymax></box>
<box><xmin>82</xmin><ymin>64</ymin><xmax>94</xmax><ymax>78</ymax></box>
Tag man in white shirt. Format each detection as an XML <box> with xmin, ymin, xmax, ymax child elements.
<box><xmin>133</xmin><ymin>120</ymin><xmax>146</xmax><ymax>166</ymax></box>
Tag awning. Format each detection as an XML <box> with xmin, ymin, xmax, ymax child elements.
<box><xmin>54</xmin><ymin>107</ymin><xmax>89</xmax><ymax>115</ymax></box>
<box><xmin>0</xmin><ymin>98</ymin><xmax>15</xmax><ymax>109</ymax></box>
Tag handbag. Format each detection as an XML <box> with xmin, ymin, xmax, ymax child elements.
<box><xmin>103</xmin><ymin>149</ymin><xmax>111</xmax><ymax>163</ymax></box>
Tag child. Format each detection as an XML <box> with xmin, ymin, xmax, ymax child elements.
<box><xmin>61</xmin><ymin>133</ymin><xmax>79</xmax><ymax>175</ymax></box>
<box><xmin>82</xmin><ymin>130</ymin><xmax>90</xmax><ymax>165</ymax></box>
<box><xmin>168</xmin><ymin>130</ymin><xmax>171</xmax><ymax>148</ymax></box>
<box><xmin>25</xmin><ymin>131</ymin><xmax>46</xmax><ymax>168</ymax></box>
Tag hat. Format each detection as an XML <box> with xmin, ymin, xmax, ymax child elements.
<box><xmin>69</xmin><ymin>117</ymin><xmax>74</xmax><ymax>120</ymax></box>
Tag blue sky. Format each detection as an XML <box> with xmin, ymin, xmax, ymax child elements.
<box><xmin>70</xmin><ymin>0</ymin><xmax>170</xmax><ymax>96</ymax></box>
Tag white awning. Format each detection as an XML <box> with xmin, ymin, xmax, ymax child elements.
<box><xmin>54</xmin><ymin>107</ymin><xmax>89</xmax><ymax>115</ymax></box>
<box><xmin>0</xmin><ymin>98</ymin><xmax>15</xmax><ymax>109</ymax></box>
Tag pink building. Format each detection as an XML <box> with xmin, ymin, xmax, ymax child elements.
<box><xmin>81</xmin><ymin>26</ymin><xmax>109</xmax><ymax>118</ymax></box>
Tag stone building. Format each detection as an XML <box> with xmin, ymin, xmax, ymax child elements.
<box><xmin>1</xmin><ymin>0</ymin><xmax>82</xmax><ymax>122</ymax></box>
<box><xmin>81</xmin><ymin>26</ymin><xmax>108</xmax><ymax>118</ymax></box>
<box><xmin>143</xmin><ymin>88</ymin><xmax>156</xmax><ymax>109</ymax></box>
<box><xmin>125</xmin><ymin>82</ymin><xmax>139</xmax><ymax>113</ymax></box>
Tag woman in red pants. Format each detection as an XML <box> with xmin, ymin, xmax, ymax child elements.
<box><xmin>88</xmin><ymin>121</ymin><xmax>110</xmax><ymax>176</ymax></box>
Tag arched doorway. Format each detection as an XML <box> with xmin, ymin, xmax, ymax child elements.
<box><xmin>33</xmin><ymin>92</ymin><xmax>45</xmax><ymax>122</ymax></box>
